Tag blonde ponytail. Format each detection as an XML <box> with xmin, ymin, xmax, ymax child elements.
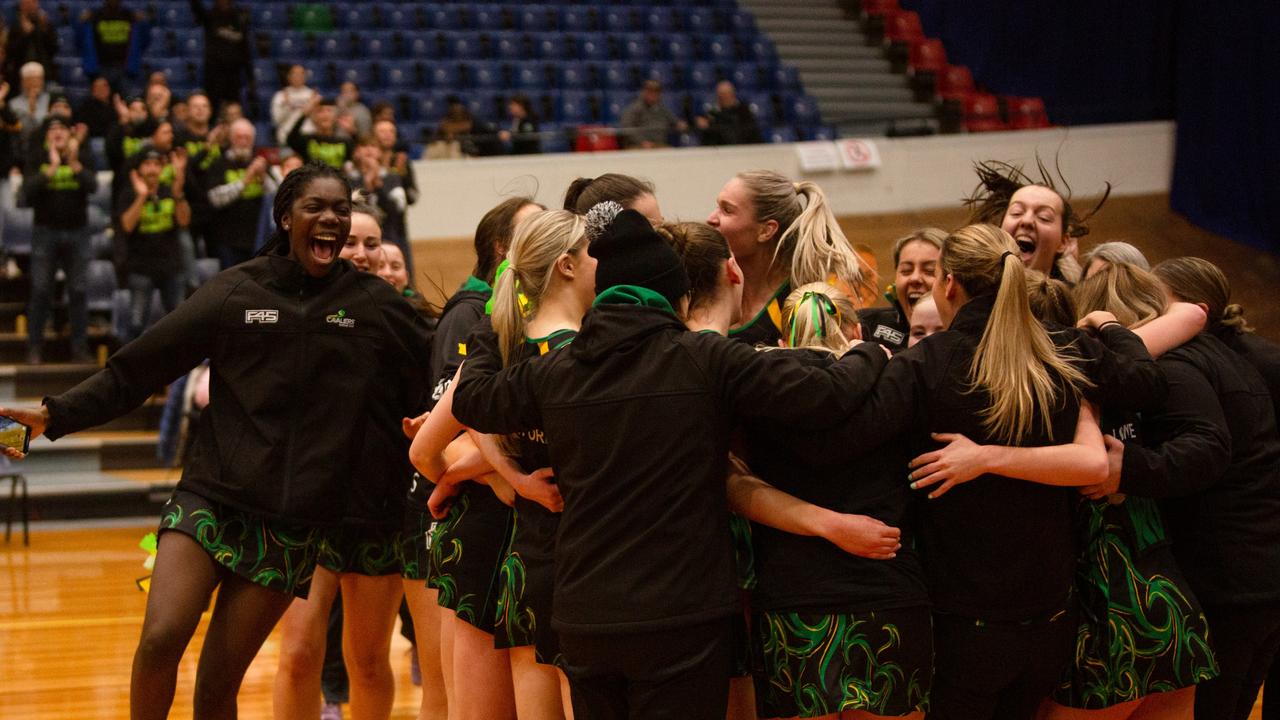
<box><xmin>737</xmin><ymin>171</ymin><xmax>863</xmax><ymax>297</ymax></box>
<box><xmin>781</xmin><ymin>282</ymin><xmax>857</xmax><ymax>354</ymax></box>
<box><xmin>942</xmin><ymin>224</ymin><xmax>1091</xmax><ymax>444</ymax></box>
<box><xmin>491</xmin><ymin>209</ymin><xmax>587</xmax><ymax>366</ymax></box>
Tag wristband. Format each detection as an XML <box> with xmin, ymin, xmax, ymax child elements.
<box><xmin>1096</xmin><ymin>320</ymin><xmax>1121</xmax><ymax>332</ymax></box>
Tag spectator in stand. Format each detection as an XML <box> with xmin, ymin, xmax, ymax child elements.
<box><xmin>427</xmin><ymin>95</ymin><xmax>472</xmax><ymax>158</ymax></box>
<box><xmin>370</xmin><ymin>101</ymin><xmax>394</xmax><ymax>125</ymax></box>
<box><xmin>105</xmin><ymin>94</ymin><xmax>153</xmax><ymax>213</ymax></box>
<box><xmin>22</xmin><ymin>115</ymin><xmax>97</xmax><ymax>363</ymax></box>
<box><xmin>80</xmin><ymin>0</ymin><xmax>143</xmax><ymax>94</ymax></box>
<box><xmin>117</xmin><ymin>146</ymin><xmax>189</xmax><ymax>340</ymax></box>
<box><xmin>175</xmin><ymin>92</ymin><xmax>220</xmax><ymax>274</ymax></box>
<box><xmin>218</xmin><ymin>99</ymin><xmax>243</xmax><ymax>125</ymax></box>
<box><xmin>286</xmin><ymin>97</ymin><xmax>354</xmax><ymax>170</ymax></box>
<box><xmin>188</xmin><ymin>0</ymin><xmax>250</xmax><ymax>113</ymax></box>
<box><xmin>354</xmin><ymin>122</ymin><xmax>417</xmax><ymax>273</ymax></box>
<box><xmin>203</xmin><ymin>118</ymin><xmax>273</xmax><ymax>268</ymax></box>
<box><xmin>144</xmin><ymin>81</ymin><xmax>171</xmax><ymax>122</ymax></box>
<box><xmin>0</xmin><ymin>81</ymin><xmax>21</xmax><ymax>180</ymax></box>
<box><xmin>3</xmin><ymin>0</ymin><xmax>57</xmax><ymax>90</ymax></box>
<box><xmin>270</xmin><ymin>63</ymin><xmax>318</xmax><ymax>144</ymax></box>
<box><xmin>8</xmin><ymin>61</ymin><xmax>50</xmax><ymax>142</ymax></box>
<box><xmin>76</xmin><ymin>76</ymin><xmax>117</xmax><ymax>138</ymax></box>
<box><xmin>169</xmin><ymin>97</ymin><xmax>189</xmax><ymax>127</ymax></box>
<box><xmin>175</xmin><ymin>92</ymin><xmax>217</xmax><ymax>162</ymax></box>
<box><xmin>336</xmin><ymin>80</ymin><xmax>371</xmax><ymax>139</ymax></box>
<box><xmin>695</xmin><ymin>81</ymin><xmax>761</xmax><ymax>146</ymax></box>
<box><xmin>251</xmin><ymin>150</ymin><xmax>301</xmax><ymax>252</ymax></box>
<box><xmin>620</xmin><ymin>79</ymin><xmax>686</xmax><ymax>149</ymax></box>
<box><xmin>498</xmin><ymin>93</ymin><xmax>540</xmax><ymax>155</ymax></box>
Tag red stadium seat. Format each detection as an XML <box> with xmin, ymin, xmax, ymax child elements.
<box><xmin>936</xmin><ymin>65</ymin><xmax>975</xmax><ymax>101</ymax></box>
<box><xmin>1006</xmin><ymin>96</ymin><xmax>1051</xmax><ymax>129</ymax></box>
<box><xmin>860</xmin><ymin>0</ymin><xmax>899</xmax><ymax>18</ymax></box>
<box><xmin>908</xmin><ymin>39</ymin><xmax>947</xmax><ymax>74</ymax></box>
<box><xmin>574</xmin><ymin>125</ymin><xmax>619</xmax><ymax>152</ymax></box>
<box><xmin>964</xmin><ymin>93</ymin><xmax>1007</xmax><ymax>132</ymax></box>
<box><xmin>884</xmin><ymin>11</ymin><xmax>924</xmax><ymax>43</ymax></box>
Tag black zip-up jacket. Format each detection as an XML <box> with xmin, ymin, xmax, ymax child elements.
<box><xmin>859</xmin><ymin>299</ymin><xmax>909</xmax><ymax>353</ymax></box>
<box><xmin>1214</xmin><ymin>326</ymin><xmax>1280</xmax><ymax>421</ymax></box>
<box><xmin>452</xmin><ymin>303</ymin><xmax>889</xmax><ymax>634</ymax></box>
<box><xmin>743</xmin><ymin>350</ymin><xmax>929</xmax><ymax>614</ymax></box>
<box><xmin>44</xmin><ymin>255</ymin><xmax>434</xmax><ymax>524</ymax></box>
<box><xmin>426</xmin><ymin>277</ymin><xmax>490</xmax><ymax>408</ymax></box>
<box><xmin>1119</xmin><ymin>333</ymin><xmax>1280</xmax><ymax>605</ymax></box>
<box><xmin>785</xmin><ymin>294</ymin><xmax>1166</xmax><ymax>622</ymax></box>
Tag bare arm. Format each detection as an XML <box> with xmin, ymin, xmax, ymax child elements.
<box><xmin>724</xmin><ymin>455</ymin><xmax>901</xmax><ymax>560</ymax></box>
<box><xmin>908</xmin><ymin>400</ymin><xmax>1108</xmax><ymax>498</ymax></box>
<box><xmin>463</xmin><ymin>430</ymin><xmax>563</xmax><ymax>513</ymax></box>
<box><xmin>408</xmin><ymin>365</ymin><xmax>466</xmax><ymax>482</ymax></box>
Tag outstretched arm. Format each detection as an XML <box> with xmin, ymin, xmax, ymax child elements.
<box><xmin>908</xmin><ymin>400</ymin><xmax>1107</xmax><ymax>499</ymax></box>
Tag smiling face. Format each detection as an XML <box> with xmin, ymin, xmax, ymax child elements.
<box><xmin>283</xmin><ymin>177</ymin><xmax>352</xmax><ymax>277</ymax></box>
<box><xmin>341</xmin><ymin>212</ymin><xmax>384</xmax><ymax>272</ymax></box>
<box><xmin>377</xmin><ymin>243</ymin><xmax>409</xmax><ymax>292</ymax></box>
<box><xmin>1002</xmin><ymin>185</ymin><xmax>1065</xmax><ymax>274</ymax></box>
<box><xmin>894</xmin><ymin>239</ymin><xmax>940</xmax><ymax>317</ymax></box>
<box><xmin>907</xmin><ymin>296</ymin><xmax>944</xmax><ymax>347</ymax></box>
<box><xmin>707</xmin><ymin>177</ymin><xmax>770</xmax><ymax>266</ymax></box>
<box><xmin>373</xmin><ymin>120</ymin><xmax>396</xmax><ymax>150</ymax></box>
<box><xmin>187</xmin><ymin>94</ymin><xmax>212</xmax><ymax>126</ymax></box>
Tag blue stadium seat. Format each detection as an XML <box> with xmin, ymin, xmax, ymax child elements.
<box><xmin>381</xmin><ymin>61</ymin><xmax>419</xmax><ymax>90</ymax></box>
<box><xmin>316</xmin><ymin>34</ymin><xmax>350</xmax><ymax>60</ymax></box>
<box><xmin>55</xmin><ymin>57</ymin><xmax>87</xmax><ymax>87</ymax></box>
<box><xmin>373</xmin><ymin>5</ymin><xmax>417</xmax><ymax>30</ymax></box>
<box><xmin>450</xmin><ymin>33</ymin><xmax>483</xmax><ymax>60</ymax></box>
<box><xmin>3</xmin><ymin>207</ymin><xmax>33</xmax><ymax>256</ymax></box>
<box><xmin>493</xmin><ymin>31</ymin><xmax>525</xmax><ymax>61</ymax></box>
<box><xmin>254</xmin><ymin>121</ymin><xmax>274</xmax><ymax>145</ymax></box>
<box><xmin>273</xmin><ymin>31</ymin><xmax>308</xmax><ymax>62</ymax></box>
<box><xmin>602</xmin><ymin>8</ymin><xmax>634</xmax><ymax>33</ymax></box>
<box><xmin>644</xmin><ymin>8</ymin><xmax>677</xmax><ymax>33</ymax></box>
<box><xmin>683</xmin><ymin>8</ymin><xmax>722</xmax><ymax>34</ymax></box>
<box><xmin>56</xmin><ymin>25</ymin><xmax>77</xmax><ymax>52</ymax></box>
<box><xmin>361</xmin><ymin>31</ymin><xmax>395</xmax><ymax>58</ymax></box>
<box><xmin>557</xmin><ymin>91</ymin><xmax>596</xmax><ymax>124</ymax></box>
<box><xmin>802</xmin><ymin>125</ymin><xmax>837</xmax><ymax>141</ymax></box>
<box><xmin>404</xmin><ymin>33</ymin><xmax>441</xmax><ymax>59</ymax></box>
<box><xmin>729</xmin><ymin>10</ymin><xmax>757</xmax><ymax>35</ymax></box>
<box><xmin>769</xmin><ymin>126</ymin><xmax>797</xmax><ymax>144</ymax></box>
<box><xmin>561</xmin><ymin>7</ymin><xmax>597</xmax><ymax>33</ymax></box>
<box><xmin>147</xmin><ymin>27</ymin><xmax>173</xmax><ymax>56</ymax></box>
<box><xmin>515</xmin><ymin>64</ymin><xmax>549</xmax><ymax>90</ymax></box>
<box><xmin>425</xmin><ymin>7</ymin><xmax>467</xmax><ymax>31</ymax></box>
<box><xmin>534</xmin><ymin>32</ymin><xmax>572</xmax><ymax>60</ymax></box>
<box><xmin>663</xmin><ymin>35</ymin><xmax>694</xmax><ymax>64</ymax></box>
<box><xmin>145</xmin><ymin>58</ymin><xmax>194</xmax><ymax>87</ymax></box>
<box><xmin>472</xmin><ymin>5</ymin><xmax>510</xmax><ymax>30</ymax></box>
<box><xmin>333</xmin><ymin>61</ymin><xmax>375</xmax><ymax>90</ymax></box>
<box><xmin>688</xmin><ymin>62</ymin><xmax>722</xmax><ymax>89</ymax></box>
<box><xmin>642</xmin><ymin>63</ymin><xmax>678</xmax><ymax>90</ymax></box>
<box><xmin>337</xmin><ymin>4</ymin><xmax>375</xmax><ymax>29</ymax></box>
<box><xmin>603</xmin><ymin>90</ymin><xmax>632</xmax><ymax>123</ymax></box>
<box><xmin>730</xmin><ymin>64</ymin><xmax>762</xmax><ymax>91</ymax></box>
<box><xmin>88</xmin><ymin>139</ymin><xmax>109</xmax><ymax>174</ymax></box>
<box><xmin>559</xmin><ymin>63</ymin><xmax>591</xmax><ymax>90</ymax></box>
<box><xmin>251</xmin><ymin>3</ymin><xmax>289</xmax><ymax>29</ymax></box>
<box><xmin>620</xmin><ymin>33</ymin><xmax>651</xmax><ymax>62</ymax></box>
<box><xmin>86</xmin><ymin>260</ymin><xmax>117</xmax><ymax>314</ymax></box>
<box><xmin>423</xmin><ymin>63</ymin><xmax>461</xmax><ymax>88</ymax></box>
<box><xmin>466</xmin><ymin>61</ymin><xmax>505</xmax><ymax>89</ymax></box>
<box><xmin>579</xmin><ymin>36</ymin><xmax>608</xmax><ymax>62</ymax></box>
<box><xmin>153</xmin><ymin>4</ymin><xmax>195</xmax><ymax>27</ymax></box>
<box><xmin>173</xmin><ymin>28</ymin><xmax>202</xmax><ymax>57</ymax></box>
<box><xmin>252</xmin><ymin>59</ymin><xmax>281</xmax><ymax>87</ymax></box>
<box><xmin>414</xmin><ymin>91</ymin><xmax>451</xmax><ymax>123</ymax></box>
<box><xmin>770</xmin><ymin>66</ymin><xmax>801</xmax><ymax>91</ymax></box>
<box><xmin>786</xmin><ymin>95</ymin><xmax>821</xmax><ymax>125</ymax></box>
<box><xmin>519</xmin><ymin>6</ymin><xmax>557</xmax><ymax>32</ymax></box>
<box><xmin>747</xmin><ymin>38</ymin><xmax>778</xmax><ymax>65</ymax></box>
<box><xmin>744</xmin><ymin>94</ymin><xmax>775</xmax><ymax>125</ymax></box>
<box><xmin>601</xmin><ymin>62</ymin><xmax>631</xmax><ymax>89</ymax></box>
<box><xmin>701</xmin><ymin>35</ymin><xmax>736</xmax><ymax>63</ymax></box>
<box><xmin>467</xmin><ymin>92</ymin><xmax>501</xmax><ymax>121</ymax></box>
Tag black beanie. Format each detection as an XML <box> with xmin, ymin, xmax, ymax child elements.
<box><xmin>589</xmin><ymin>209</ymin><xmax>690</xmax><ymax>305</ymax></box>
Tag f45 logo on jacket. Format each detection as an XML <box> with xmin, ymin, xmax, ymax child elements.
<box><xmin>245</xmin><ymin>309</ymin><xmax>279</xmax><ymax>324</ymax></box>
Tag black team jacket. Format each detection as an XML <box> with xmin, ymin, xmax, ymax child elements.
<box><xmin>1119</xmin><ymin>332</ymin><xmax>1280</xmax><ymax>606</ymax></box>
<box><xmin>785</xmin><ymin>294</ymin><xmax>1166</xmax><ymax>623</ymax></box>
<box><xmin>452</xmin><ymin>302</ymin><xmax>890</xmax><ymax>635</ymax></box>
<box><xmin>44</xmin><ymin>255</ymin><xmax>434</xmax><ymax>524</ymax></box>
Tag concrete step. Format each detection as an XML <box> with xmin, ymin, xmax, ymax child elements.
<box><xmin>800</xmin><ymin>69</ymin><xmax>908</xmax><ymax>88</ymax></box>
<box><xmin>19</xmin><ymin>430</ymin><xmax>164</xmax><ymax>474</ymax></box>
<box><xmin>789</xmin><ymin>56</ymin><xmax>893</xmax><ymax>74</ymax></box>
<box><xmin>809</xmin><ymin>85</ymin><xmax>916</xmax><ymax>103</ymax></box>
<box><xmin>815</xmin><ymin>100</ymin><xmax>938</xmax><ymax>122</ymax></box>
<box><xmin>0</xmin><ymin>362</ymin><xmax>102</xmax><ymax>400</ymax></box>
<box><xmin>0</xmin><ymin>329</ymin><xmax>119</xmax><ymax>365</ymax></box>
<box><xmin>10</xmin><ymin>468</ymin><xmax>175</xmax><ymax>522</ymax></box>
<box><xmin>772</xmin><ymin>42</ymin><xmax>883</xmax><ymax>60</ymax></box>
<box><xmin>739</xmin><ymin>3</ymin><xmax>846</xmax><ymax>21</ymax></box>
<box><xmin>761</xmin><ymin>27</ymin><xmax>868</xmax><ymax>45</ymax></box>
<box><xmin>835</xmin><ymin>117</ymin><xmax>940</xmax><ymax>137</ymax></box>
<box><xmin>751</xmin><ymin>16</ymin><xmax>862</xmax><ymax>33</ymax></box>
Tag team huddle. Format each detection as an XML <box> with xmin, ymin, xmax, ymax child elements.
<box><xmin>2</xmin><ymin>159</ymin><xmax>1278</xmax><ymax>720</ymax></box>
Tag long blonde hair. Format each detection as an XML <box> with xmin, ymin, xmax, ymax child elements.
<box><xmin>781</xmin><ymin>282</ymin><xmax>858</xmax><ymax>354</ymax></box>
<box><xmin>737</xmin><ymin>170</ymin><xmax>863</xmax><ymax>294</ymax></box>
<box><xmin>942</xmin><ymin>224</ymin><xmax>1090</xmax><ymax>443</ymax></box>
<box><xmin>1073</xmin><ymin>262</ymin><xmax>1167</xmax><ymax>329</ymax></box>
<box><xmin>491</xmin><ymin>209</ymin><xmax>587</xmax><ymax>367</ymax></box>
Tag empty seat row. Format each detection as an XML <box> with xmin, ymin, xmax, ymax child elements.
<box><xmin>252</xmin><ymin>30</ymin><xmax>777</xmax><ymax>65</ymax></box>
<box><xmin>250</xmin><ymin>59</ymin><xmax>800</xmax><ymax>94</ymax></box>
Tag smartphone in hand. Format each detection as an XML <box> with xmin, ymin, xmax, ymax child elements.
<box><xmin>0</xmin><ymin>415</ymin><xmax>31</xmax><ymax>454</ymax></box>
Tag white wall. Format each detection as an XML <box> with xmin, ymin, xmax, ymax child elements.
<box><xmin>408</xmin><ymin>121</ymin><xmax>1175</xmax><ymax>241</ymax></box>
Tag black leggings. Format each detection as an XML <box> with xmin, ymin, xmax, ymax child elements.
<box><xmin>559</xmin><ymin>618</ymin><xmax>733</xmax><ymax>720</ymax></box>
<box><xmin>1197</xmin><ymin>601</ymin><xmax>1280</xmax><ymax>720</ymax></box>
<box><xmin>927</xmin><ymin>610</ymin><xmax>1076</xmax><ymax>720</ymax></box>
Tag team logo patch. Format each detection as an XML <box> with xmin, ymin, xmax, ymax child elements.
<box><xmin>245</xmin><ymin>309</ymin><xmax>279</xmax><ymax>324</ymax></box>
<box><xmin>873</xmin><ymin>325</ymin><xmax>905</xmax><ymax>345</ymax></box>
<box><xmin>326</xmin><ymin>309</ymin><xmax>356</xmax><ymax>328</ymax></box>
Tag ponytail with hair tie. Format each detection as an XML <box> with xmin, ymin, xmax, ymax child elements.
<box><xmin>789</xmin><ymin>290</ymin><xmax>840</xmax><ymax>347</ymax></box>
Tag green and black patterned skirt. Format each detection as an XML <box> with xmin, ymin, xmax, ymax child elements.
<box><xmin>402</xmin><ymin>507</ymin><xmax>436</xmax><ymax>581</ymax></box>
<box><xmin>158</xmin><ymin>489</ymin><xmax>322</xmax><ymax>598</ymax></box>
<box><xmin>494</xmin><ymin>513</ymin><xmax>561</xmax><ymax>664</ymax></box>
<box><xmin>1053</xmin><ymin>498</ymin><xmax>1218</xmax><ymax>708</ymax></box>
<box><xmin>753</xmin><ymin>606</ymin><xmax>932</xmax><ymax>718</ymax></box>
<box><xmin>426</xmin><ymin>485</ymin><xmax>514</xmax><ymax>631</ymax></box>
<box><xmin>319</xmin><ymin>524</ymin><xmax>405</xmax><ymax>576</ymax></box>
